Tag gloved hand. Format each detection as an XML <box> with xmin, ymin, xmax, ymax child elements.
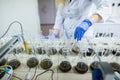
<box><xmin>74</xmin><ymin>19</ymin><xmax>92</xmax><ymax>41</ymax></box>
<box><xmin>44</xmin><ymin>33</ymin><xmax>58</xmax><ymax>39</ymax></box>
<box><xmin>92</xmin><ymin>69</ymin><xmax>103</xmax><ymax>80</ymax></box>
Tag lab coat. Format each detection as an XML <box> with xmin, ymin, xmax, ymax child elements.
<box><xmin>54</xmin><ymin>0</ymin><xmax>111</xmax><ymax>39</ymax></box>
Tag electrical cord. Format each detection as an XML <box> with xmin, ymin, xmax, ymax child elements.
<box><xmin>12</xmin><ymin>74</ymin><xmax>23</xmax><ymax>80</ymax></box>
<box><xmin>25</xmin><ymin>67</ymin><xmax>37</xmax><ymax>80</ymax></box>
<box><xmin>6</xmin><ymin>70</ymin><xmax>23</xmax><ymax>80</ymax></box>
<box><xmin>1</xmin><ymin>65</ymin><xmax>22</xmax><ymax>80</ymax></box>
<box><xmin>34</xmin><ymin>69</ymin><xmax>54</xmax><ymax>80</ymax></box>
<box><xmin>31</xmin><ymin>67</ymin><xmax>37</xmax><ymax>80</ymax></box>
<box><xmin>0</xmin><ymin>65</ymin><xmax>13</xmax><ymax>70</ymax></box>
<box><xmin>0</xmin><ymin>65</ymin><xmax>13</xmax><ymax>80</ymax></box>
<box><xmin>0</xmin><ymin>21</ymin><xmax>24</xmax><ymax>39</ymax></box>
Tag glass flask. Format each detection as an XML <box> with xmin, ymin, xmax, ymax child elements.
<box><xmin>27</xmin><ymin>57</ymin><xmax>39</xmax><ymax>68</ymax></box>
<box><xmin>40</xmin><ymin>42</ymin><xmax>53</xmax><ymax>70</ymax></box>
<box><xmin>75</xmin><ymin>46</ymin><xmax>89</xmax><ymax>74</ymax></box>
<box><xmin>59</xmin><ymin>47</ymin><xmax>72</xmax><ymax>72</ymax></box>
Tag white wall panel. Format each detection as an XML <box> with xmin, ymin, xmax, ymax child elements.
<box><xmin>0</xmin><ymin>0</ymin><xmax>41</xmax><ymax>41</ymax></box>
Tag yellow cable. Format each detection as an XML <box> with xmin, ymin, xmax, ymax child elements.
<box><xmin>23</xmin><ymin>41</ymin><xmax>29</xmax><ymax>54</ymax></box>
<box><xmin>0</xmin><ymin>68</ymin><xmax>5</xmax><ymax>71</ymax></box>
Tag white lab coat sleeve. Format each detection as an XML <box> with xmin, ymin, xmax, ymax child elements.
<box><xmin>53</xmin><ymin>5</ymin><xmax>64</xmax><ymax>30</ymax></box>
<box><xmin>92</xmin><ymin>0</ymin><xmax>112</xmax><ymax>22</ymax></box>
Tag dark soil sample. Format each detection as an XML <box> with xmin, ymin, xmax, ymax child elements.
<box><xmin>86</xmin><ymin>48</ymin><xmax>95</xmax><ymax>56</ymax></box>
<box><xmin>72</xmin><ymin>46</ymin><xmax>80</xmax><ymax>54</ymax></box>
<box><xmin>7</xmin><ymin>59</ymin><xmax>21</xmax><ymax>70</ymax></box>
<box><xmin>36</xmin><ymin>47</ymin><xmax>46</xmax><ymax>54</ymax></box>
<box><xmin>27</xmin><ymin>57</ymin><xmax>39</xmax><ymax>68</ymax></box>
<box><xmin>0</xmin><ymin>58</ymin><xmax>7</xmax><ymax>66</ymax></box>
<box><xmin>40</xmin><ymin>59</ymin><xmax>53</xmax><ymax>69</ymax></box>
<box><xmin>110</xmin><ymin>62</ymin><xmax>120</xmax><ymax>73</ymax></box>
<box><xmin>49</xmin><ymin>47</ymin><xmax>57</xmax><ymax>55</ymax></box>
<box><xmin>90</xmin><ymin>61</ymin><xmax>99</xmax><ymax>71</ymax></box>
<box><xmin>75</xmin><ymin>62</ymin><xmax>88</xmax><ymax>74</ymax></box>
<box><xmin>59</xmin><ymin>61</ymin><xmax>71</xmax><ymax>72</ymax></box>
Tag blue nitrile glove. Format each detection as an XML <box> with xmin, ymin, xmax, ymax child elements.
<box><xmin>74</xmin><ymin>19</ymin><xmax>92</xmax><ymax>41</ymax></box>
<box><xmin>92</xmin><ymin>69</ymin><xmax>103</xmax><ymax>80</ymax></box>
<box><xmin>44</xmin><ymin>33</ymin><xmax>58</xmax><ymax>39</ymax></box>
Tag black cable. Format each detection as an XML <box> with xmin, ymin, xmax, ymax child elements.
<box><xmin>0</xmin><ymin>21</ymin><xmax>24</xmax><ymax>39</ymax></box>
<box><xmin>31</xmin><ymin>67</ymin><xmax>37</xmax><ymax>80</ymax></box>
<box><xmin>34</xmin><ymin>69</ymin><xmax>54</xmax><ymax>80</ymax></box>
<box><xmin>6</xmin><ymin>71</ymin><xmax>22</xmax><ymax>80</ymax></box>
<box><xmin>12</xmin><ymin>74</ymin><xmax>23</xmax><ymax>80</ymax></box>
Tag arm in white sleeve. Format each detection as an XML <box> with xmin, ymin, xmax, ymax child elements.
<box><xmin>92</xmin><ymin>0</ymin><xmax>112</xmax><ymax>22</ymax></box>
<box><xmin>53</xmin><ymin>4</ymin><xmax>64</xmax><ymax>35</ymax></box>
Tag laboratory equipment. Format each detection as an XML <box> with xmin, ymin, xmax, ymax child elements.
<box><xmin>0</xmin><ymin>65</ymin><xmax>13</xmax><ymax>80</ymax></box>
<box><xmin>71</xmin><ymin>40</ymin><xmax>80</xmax><ymax>54</ymax></box>
<box><xmin>7</xmin><ymin>59</ymin><xmax>21</xmax><ymax>70</ymax></box>
<box><xmin>75</xmin><ymin>62</ymin><xmax>88</xmax><ymax>74</ymax></box>
<box><xmin>96</xmin><ymin>62</ymin><xmax>114</xmax><ymax>80</ymax></box>
<box><xmin>59</xmin><ymin>47</ymin><xmax>64</xmax><ymax>54</ymax></box>
<box><xmin>0</xmin><ymin>58</ymin><xmax>7</xmax><ymax>66</ymax></box>
<box><xmin>0</xmin><ymin>69</ymin><xmax>5</xmax><ymax>79</ymax></box>
<box><xmin>0</xmin><ymin>23</ymin><xmax>120</xmax><ymax>80</ymax></box>
<box><xmin>0</xmin><ymin>35</ymin><xmax>28</xmax><ymax>61</ymax></box>
<box><xmin>90</xmin><ymin>61</ymin><xmax>99</xmax><ymax>71</ymax></box>
<box><xmin>40</xmin><ymin>58</ymin><xmax>53</xmax><ymax>69</ymax></box>
<box><xmin>36</xmin><ymin>47</ymin><xmax>46</xmax><ymax>54</ymax></box>
<box><xmin>40</xmin><ymin>47</ymin><xmax>53</xmax><ymax>69</ymax></box>
<box><xmin>12</xmin><ymin>47</ymin><xmax>24</xmax><ymax>54</ymax></box>
<box><xmin>34</xmin><ymin>69</ymin><xmax>54</xmax><ymax>80</ymax></box>
<box><xmin>86</xmin><ymin>48</ymin><xmax>95</xmax><ymax>56</ymax></box>
<box><xmin>58</xmin><ymin>42</ymin><xmax>72</xmax><ymax>72</ymax></box>
<box><xmin>0</xmin><ymin>34</ymin><xmax>28</xmax><ymax>79</ymax></box>
<box><xmin>48</xmin><ymin>47</ymin><xmax>57</xmax><ymax>55</ymax></box>
<box><xmin>112</xmin><ymin>49</ymin><xmax>120</xmax><ymax>56</ymax></box>
<box><xmin>110</xmin><ymin>62</ymin><xmax>120</xmax><ymax>73</ymax></box>
<box><xmin>0</xmin><ymin>36</ymin><xmax>20</xmax><ymax>61</ymax></box>
<box><xmin>28</xmin><ymin>47</ymin><xmax>35</xmax><ymax>54</ymax></box>
<box><xmin>71</xmin><ymin>46</ymin><xmax>80</xmax><ymax>54</ymax></box>
<box><xmin>27</xmin><ymin>57</ymin><xmax>39</xmax><ymax>68</ymax></box>
<box><xmin>59</xmin><ymin>61</ymin><xmax>72</xmax><ymax>72</ymax></box>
